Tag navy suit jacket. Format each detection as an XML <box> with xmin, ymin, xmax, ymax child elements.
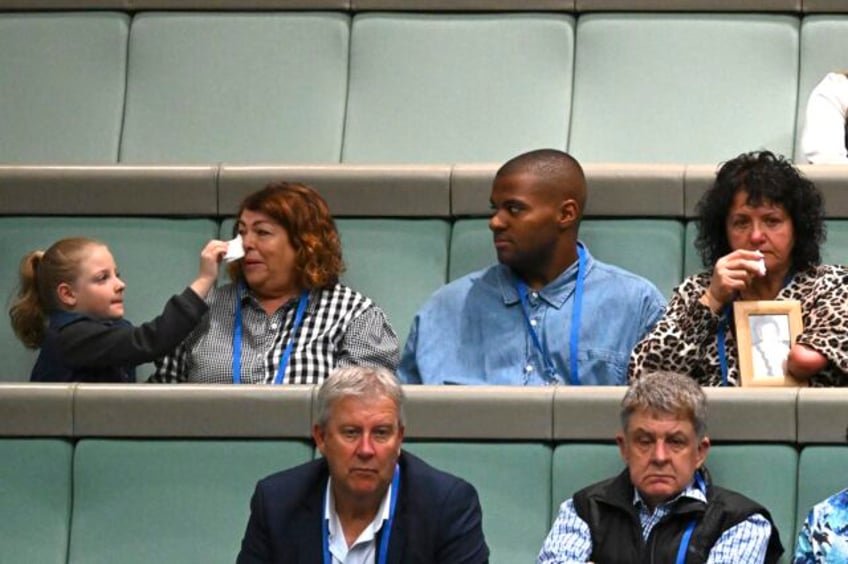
<box><xmin>236</xmin><ymin>451</ymin><xmax>489</xmax><ymax>563</ymax></box>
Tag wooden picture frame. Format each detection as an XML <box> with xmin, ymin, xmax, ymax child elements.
<box><xmin>733</xmin><ymin>300</ymin><xmax>804</xmax><ymax>387</ymax></box>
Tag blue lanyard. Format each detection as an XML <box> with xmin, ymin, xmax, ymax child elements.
<box><xmin>674</xmin><ymin>471</ymin><xmax>707</xmax><ymax>564</ymax></box>
<box><xmin>516</xmin><ymin>243</ymin><xmax>586</xmax><ymax>385</ymax></box>
<box><xmin>232</xmin><ymin>284</ymin><xmax>309</xmax><ymax>384</ymax></box>
<box><xmin>322</xmin><ymin>464</ymin><xmax>400</xmax><ymax>564</ymax></box>
<box><xmin>714</xmin><ymin>273</ymin><xmax>793</xmax><ymax>386</ymax></box>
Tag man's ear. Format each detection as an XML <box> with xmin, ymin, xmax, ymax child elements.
<box><xmin>56</xmin><ymin>283</ymin><xmax>77</xmax><ymax>308</ymax></box>
<box><xmin>558</xmin><ymin>199</ymin><xmax>579</xmax><ymax>229</ymax></box>
<box><xmin>697</xmin><ymin>436</ymin><xmax>711</xmax><ymax>468</ymax></box>
<box><xmin>312</xmin><ymin>424</ymin><xmax>326</xmax><ymax>456</ymax></box>
<box><xmin>616</xmin><ymin>432</ymin><xmax>627</xmax><ymax>462</ymax></box>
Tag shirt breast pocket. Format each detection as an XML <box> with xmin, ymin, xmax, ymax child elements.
<box><xmin>576</xmin><ymin>349</ymin><xmax>629</xmax><ymax>386</ymax></box>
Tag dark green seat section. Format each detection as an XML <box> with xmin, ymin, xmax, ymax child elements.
<box><xmin>0</xmin><ymin>217</ymin><xmax>218</xmax><ymax>382</ymax></box>
<box><xmin>67</xmin><ymin>439</ymin><xmax>312</xmax><ymax>564</ymax></box>
<box><xmin>67</xmin><ymin>384</ymin><xmax>315</xmax><ymax>563</ymax></box>
<box><xmin>0</xmin><ymin>439</ymin><xmax>73</xmax><ymax>564</ymax></box>
<box><xmin>0</xmin><ymin>13</ymin><xmax>128</xmax><ymax>163</ymax></box>
<box><xmin>341</xmin><ymin>13</ymin><xmax>574</xmax><ymax>163</ymax></box>
<box><xmin>0</xmin><ymin>385</ymin><xmax>72</xmax><ymax>561</ymax></box>
<box><xmin>404</xmin><ymin>442</ymin><xmax>552</xmax><ymax>564</ymax></box>
<box><xmin>447</xmin><ymin>219</ymin><xmax>495</xmax><ymax>281</ymax></box>
<box><xmin>569</xmin><ymin>13</ymin><xmax>798</xmax><ymax>163</ymax></box>
<box><xmin>336</xmin><ymin>219</ymin><xmax>450</xmax><ymax>347</ymax></box>
<box><xmin>708</xmin><ymin>445</ymin><xmax>798</xmax><ymax>558</ymax></box>
<box><xmin>579</xmin><ymin>220</ymin><xmax>683</xmax><ymax>300</ymax></box>
<box><xmin>399</xmin><ymin>386</ymin><xmax>553</xmax><ymax>564</ymax></box>
<box><xmin>550</xmin><ymin>444</ymin><xmax>797</xmax><ymax>563</ymax></box>
<box><xmin>550</xmin><ymin>443</ymin><xmax>623</xmax><ymax>520</ymax></box>
<box><xmin>823</xmin><ymin>220</ymin><xmax>848</xmax><ymax>265</ymax></box>
<box><xmin>119</xmin><ymin>13</ymin><xmax>350</xmax><ymax>164</ymax></box>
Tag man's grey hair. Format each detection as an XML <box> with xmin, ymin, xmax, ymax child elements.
<box><xmin>621</xmin><ymin>371</ymin><xmax>708</xmax><ymax>439</ymax></box>
<box><xmin>316</xmin><ymin>365</ymin><xmax>405</xmax><ymax>429</ymax></box>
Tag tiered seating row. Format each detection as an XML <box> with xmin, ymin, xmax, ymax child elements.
<box><xmin>2</xmin><ymin>384</ymin><xmax>846</xmax><ymax>563</ymax></box>
<box><xmin>3</xmin><ymin>10</ymin><xmax>848</xmax><ymax>165</ymax></box>
<box><xmin>3</xmin><ymin>163</ymin><xmax>848</xmax><ymax>383</ymax></box>
<box><xmin>3</xmin><ymin>1</ymin><xmax>848</xmax><ymax>12</ymax></box>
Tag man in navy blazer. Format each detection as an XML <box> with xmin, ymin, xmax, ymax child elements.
<box><xmin>236</xmin><ymin>365</ymin><xmax>490</xmax><ymax>564</ymax></box>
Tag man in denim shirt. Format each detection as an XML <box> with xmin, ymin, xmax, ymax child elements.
<box><xmin>398</xmin><ymin>148</ymin><xmax>665</xmax><ymax>385</ymax></box>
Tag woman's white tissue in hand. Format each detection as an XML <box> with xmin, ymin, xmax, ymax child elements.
<box><xmin>224</xmin><ymin>234</ymin><xmax>245</xmax><ymax>262</ymax></box>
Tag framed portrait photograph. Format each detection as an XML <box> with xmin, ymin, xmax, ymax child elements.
<box><xmin>733</xmin><ymin>300</ymin><xmax>804</xmax><ymax>387</ymax></box>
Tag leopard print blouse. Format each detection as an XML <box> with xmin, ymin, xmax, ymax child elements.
<box><xmin>628</xmin><ymin>265</ymin><xmax>848</xmax><ymax>387</ymax></box>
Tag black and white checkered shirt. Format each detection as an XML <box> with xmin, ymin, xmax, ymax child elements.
<box><xmin>149</xmin><ymin>282</ymin><xmax>398</xmax><ymax>384</ymax></box>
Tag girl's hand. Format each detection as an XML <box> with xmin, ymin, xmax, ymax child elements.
<box><xmin>191</xmin><ymin>240</ymin><xmax>228</xmax><ymax>298</ymax></box>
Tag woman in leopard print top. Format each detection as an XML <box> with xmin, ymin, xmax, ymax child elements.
<box><xmin>629</xmin><ymin>150</ymin><xmax>848</xmax><ymax>387</ymax></box>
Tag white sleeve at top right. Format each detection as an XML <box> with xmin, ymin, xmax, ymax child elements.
<box><xmin>801</xmin><ymin>72</ymin><xmax>848</xmax><ymax>164</ymax></box>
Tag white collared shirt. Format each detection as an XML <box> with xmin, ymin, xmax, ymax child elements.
<box><xmin>323</xmin><ymin>478</ymin><xmax>393</xmax><ymax>564</ymax></box>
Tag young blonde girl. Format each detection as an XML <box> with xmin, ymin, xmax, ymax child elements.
<box><xmin>9</xmin><ymin>237</ymin><xmax>227</xmax><ymax>382</ymax></box>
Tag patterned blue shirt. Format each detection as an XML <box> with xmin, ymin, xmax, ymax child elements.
<box><xmin>398</xmin><ymin>245</ymin><xmax>665</xmax><ymax>385</ymax></box>
<box><xmin>538</xmin><ymin>479</ymin><xmax>772</xmax><ymax>563</ymax></box>
<box><xmin>795</xmin><ymin>488</ymin><xmax>848</xmax><ymax>563</ymax></box>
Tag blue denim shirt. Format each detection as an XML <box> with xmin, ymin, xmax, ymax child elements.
<box><xmin>398</xmin><ymin>246</ymin><xmax>665</xmax><ymax>385</ymax></box>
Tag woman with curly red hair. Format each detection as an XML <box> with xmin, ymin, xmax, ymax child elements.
<box><xmin>152</xmin><ymin>182</ymin><xmax>398</xmax><ymax>384</ymax></box>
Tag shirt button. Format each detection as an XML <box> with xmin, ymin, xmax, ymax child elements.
<box><xmin>270</xmin><ymin>323</ymin><xmax>278</xmax><ymax>329</ymax></box>
<box><xmin>530</xmin><ymin>292</ymin><xmax>539</xmax><ymax>299</ymax></box>
<box><xmin>525</xmin><ymin>365</ymin><xmax>534</xmax><ymax>373</ymax></box>
<box><xmin>530</xmin><ymin>319</ymin><xmax>538</xmax><ymax>327</ymax></box>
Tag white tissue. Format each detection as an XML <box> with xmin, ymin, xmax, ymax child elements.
<box><xmin>754</xmin><ymin>251</ymin><xmax>766</xmax><ymax>276</ymax></box>
<box><xmin>224</xmin><ymin>234</ymin><xmax>245</xmax><ymax>262</ymax></box>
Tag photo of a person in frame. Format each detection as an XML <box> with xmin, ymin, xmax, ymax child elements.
<box><xmin>750</xmin><ymin>315</ymin><xmax>791</xmax><ymax>378</ymax></box>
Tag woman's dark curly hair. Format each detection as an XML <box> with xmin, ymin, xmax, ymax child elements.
<box><xmin>695</xmin><ymin>150</ymin><xmax>825</xmax><ymax>271</ymax></box>
<box><xmin>228</xmin><ymin>181</ymin><xmax>344</xmax><ymax>289</ymax></box>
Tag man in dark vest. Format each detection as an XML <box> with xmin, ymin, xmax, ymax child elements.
<box><xmin>537</xmin><ymin>371</ymin><xmax>783</xmax><ymax>563</ymax></box>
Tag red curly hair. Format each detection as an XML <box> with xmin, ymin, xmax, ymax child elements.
<box><xmin>228</xmin><ymin>182</ymin><xmax>344</xmax><ymax>290</ymax></box>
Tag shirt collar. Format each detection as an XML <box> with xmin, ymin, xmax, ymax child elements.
<box><xmin>48</xmin><ymin>310</ymin><xmax>88</xmax><ymax>329</ymax></box>
<box><xmin>632</xmin><ymin>477</ymin><xmax>707</xmax><ymax>510</ymax></box>
<box><xmin>48</xmin><ymin>310</ymin><xmax>128</xmax><ymax>330</ymax></box>
<box><xmin>323</xmin><ymin>477</ymin><xmax>393</xmax><ymax>548</ymax></box>
<box><xmin>237</xmin><ymin>282</ymin><xmax>314</xmax><ymax>312</ymax></box>
<box><xmin>497</xmin><ymin>241</ymin><xmax>594</xmax><ymax>308</ymax></box>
